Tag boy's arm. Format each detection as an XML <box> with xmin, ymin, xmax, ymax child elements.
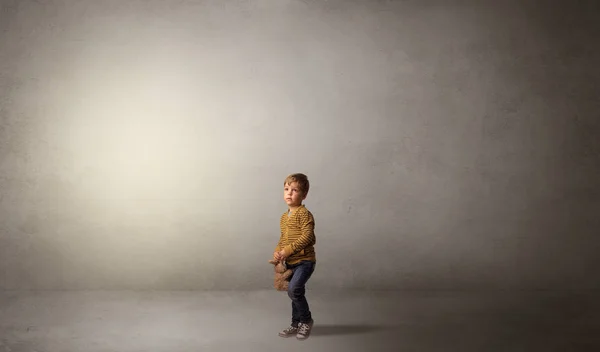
<box><xmin>281</xmin><ymin>212</ymin><xmax>315</xmax><ymax>258</ymax></box>
<box><xmin>274</xmin><ymin>215</ymin><xmax>285</xmax><ymax>252</ymax></box>
<box><xmin>274</xmin><ymin>231</ymin><xmax>284</xmax><ymax>252</ymax></box>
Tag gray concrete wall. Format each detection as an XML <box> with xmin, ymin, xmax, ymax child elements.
<box><xmin>0</xmin><ymin>0</ymin><xmax>598</xmax><ymax>290</ymax></box>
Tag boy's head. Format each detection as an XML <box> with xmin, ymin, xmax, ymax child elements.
<box><xmin>283</xmin><ymin>173</ymin><xmax>309</xmax><ymax>208</ymax></box>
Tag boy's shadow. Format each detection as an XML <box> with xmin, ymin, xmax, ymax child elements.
<box><xmin>311</xmin><ymin>324</ymin><xmax>390</xmax><ymax>336</ymax></box>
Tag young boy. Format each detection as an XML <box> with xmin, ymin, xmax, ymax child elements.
<box><xmin>273</xmin><ymin>173</ymin><xmax>317</xmax><ymax>340</ymax></box>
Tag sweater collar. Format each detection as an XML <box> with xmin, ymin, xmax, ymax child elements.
<box><xmin>288</xmin><ymin>204</ymin><xmax>305</xmax><ymax>216</ymax></box>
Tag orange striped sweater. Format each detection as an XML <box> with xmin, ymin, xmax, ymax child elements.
<box><xmin>275</xmin><ymin>204</ymin><xmax>316</xmax><ymax>264</ymax></box>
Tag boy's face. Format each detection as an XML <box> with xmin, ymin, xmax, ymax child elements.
<box><xmin>284</xmin><ymin>181</ymin><xmax>306</xmax><ymax>208</ymax></box>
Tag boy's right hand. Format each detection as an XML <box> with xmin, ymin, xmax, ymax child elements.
<box><xmin>273</xmin><ymin>251</ymin><xmax>282</xmax><ymax>261</ymax></box>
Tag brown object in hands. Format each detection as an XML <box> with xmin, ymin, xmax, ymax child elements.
<box><xmin>268</xmin><ymin>259</ymin><xmax>293</xmax><ymax>291</ymax></box>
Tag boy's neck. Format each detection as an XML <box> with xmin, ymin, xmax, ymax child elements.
<box><xmin>288</xmin><ymin>204</ymin><xmax>303</xmax><ymax>213</ymax></box>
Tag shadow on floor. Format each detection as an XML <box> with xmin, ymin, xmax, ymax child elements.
<box><xmin>311</xmin><ymin>324</ymin><xmax>391</xmax><ymax>336</ymax></box>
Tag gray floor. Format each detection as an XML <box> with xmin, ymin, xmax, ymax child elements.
<box><xmin>0</xmin><ymin>289</ymin><xmax>598</xmax><ymax>352</ymax></box>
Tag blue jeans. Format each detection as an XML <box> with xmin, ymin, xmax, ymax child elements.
<box><xmin>286</xmin><ymin>260</ymin><xmax>316</xmax><ymax>326</ymax></box>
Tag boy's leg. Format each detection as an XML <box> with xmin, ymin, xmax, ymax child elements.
<box><xmin>278</xmin><ymin>260</ymin><xmax>315</xmax><ymax>338</ymax></box>
<box><xmin>291</xmin><ymin>299</ymin><xmax>299</xmax><ymax>327</ymax></box>
<box><xmin>287</xmin><ymin>261</ymin><xmax>315</xmax><ymax>339</ymax></box>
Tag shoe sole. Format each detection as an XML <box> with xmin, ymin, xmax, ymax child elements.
<box><xmin>278</xmin><ymin>330</ymin><xmax>298</xmax><ymax>338</ymax></box>
<box><xmin>279</xmin><ymin>333</ymin><xmax>296</xmax><ymax>338</ymax></box>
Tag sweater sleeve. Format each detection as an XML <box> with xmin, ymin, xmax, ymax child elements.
<box><xmin>274</xmin><ymin>214</ymin><xmax>285</xmax><ymax>252</ymax></box>
<box><xmin>274</xmin><ymin>232</ymin><xmax>284</xmax><ymax>252</ymax></box>
<box><xmin>282</xmin><ymin>211</ymin><xmax>315</xmax><ymax>257</ymax></box>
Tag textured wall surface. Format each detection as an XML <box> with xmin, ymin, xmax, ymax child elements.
<box><xmin>0</xmin><ymin>0</ymin><xmax>598</xmax><ymax>290</ymax></box>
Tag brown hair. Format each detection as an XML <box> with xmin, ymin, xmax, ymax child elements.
<box><xmin>284</xmin><ymin>173</ymin><xmax>310</xmax><ymax>195</ymax></box>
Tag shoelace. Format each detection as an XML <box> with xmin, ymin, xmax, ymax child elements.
<box><xmin>298</xmin><ymin>324</ymin><xmax>310</xmax><ymax>334</ymax></box>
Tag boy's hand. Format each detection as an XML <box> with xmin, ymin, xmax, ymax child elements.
<box><xmin>278</xmin><ymin>249</ymin><xmax>287</xmax><ymax>260</ymax></box>
<box><xmin>273</xmin><ymin>251</ymin><xmax>282</xmax><ymax>261</ymax></box>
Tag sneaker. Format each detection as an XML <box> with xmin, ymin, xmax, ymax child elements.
<box><xmin>296</xmin><ymin>320</ymin><xmax>314</xmax><ymax>340</ymax></box>
<box><xmin>278</xmin><ymin>325</ymin><xmax>298</xmax><ymax>338</ymax></box>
